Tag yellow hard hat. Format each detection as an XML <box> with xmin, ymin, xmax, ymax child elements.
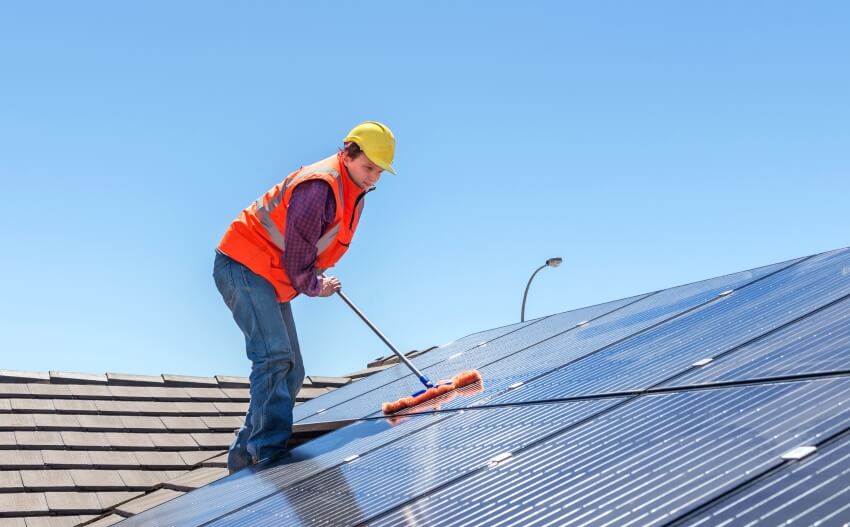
<box><xmin>343</xmin><ymin>121</ymin><xmax>396</xmax><ymax>174</ymax></box>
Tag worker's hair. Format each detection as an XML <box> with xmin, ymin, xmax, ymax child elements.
<box><xmin>342</xmin><ymin>141</ymin><xmax>364</xmax><ymax>160</ymax></box>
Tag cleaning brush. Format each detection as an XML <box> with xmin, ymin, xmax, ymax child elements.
<box><xmin>335</xmin><ymin>289</ymin><xmax>484</xmax><ymax>415</ymax></box>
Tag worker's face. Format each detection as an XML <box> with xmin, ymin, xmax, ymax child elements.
<box><xmin>343</xmin><ymin>152</ymin><xmax>383</xmax><ymax>190</ymax></box>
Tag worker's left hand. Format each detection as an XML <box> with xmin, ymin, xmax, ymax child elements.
<box><xmin>318</xmin><ymin>276</ymin><xmax>342</xmax><ymax>297</ymax></box>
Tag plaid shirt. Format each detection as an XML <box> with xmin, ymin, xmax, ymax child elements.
<box><xmin>282</xmin><ymin>180</ymin><xmax>337</xmax><ymax>297</ymax></box>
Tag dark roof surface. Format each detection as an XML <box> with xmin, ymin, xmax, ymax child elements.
<box><xmin>0</xmin><ymin>366</ymin><xmax>398</xmax><ymax>526</ymax></box>
<box><xmin>109</xmin><ymin>246</ymin><xmax>850</xmax><ymax>526</ymax></box>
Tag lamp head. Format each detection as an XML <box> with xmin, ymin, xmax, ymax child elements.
<box><xmin>546</xmin><ymin>257</ymin><xmax>563</xmax><ymax>268</ymax></box>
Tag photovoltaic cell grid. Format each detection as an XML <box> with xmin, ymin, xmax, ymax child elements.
<box><xmin>680</xmin><ymin>428</ymin><xmax>850</xmax><ymax>526</ymax></box>
<box><xmin>114</xmin><ymin>411</ymin><xmax>452</xmax><ymax>526</ymax></box>
<box><xmin>300</xmin><ymin>254</ymin><xmax>802</xmax><ymax>424</ymax></box>
<box><xmin>118</xmin><ymin>399</ymin><xmax>621</xmax><ymax>527</ymax></box>
<box><xmin>369</xmin><ymin>378</ymin><xmax>850</xmax><ymax>527</ymax></box>
<box><xmin>293</xmin><ymin>292</ymin><xmax>653</xmax><ymax>424</ymax></box>
<box><xmin>205</xmin><ymin>400</ymin><xmax>621</xmax><ymax>526</ymax></box>
<box><xmin>298</xmin><ymin>292</ymin><xmax>647</xmax><ymax>424</ymax></box>
<box><xmin>485</xmin><ymin>247</ymin><xmax>850</xmax><ymax>406</ymax></box>
<box><xmin>116</xmin><ymin>247</ymin><xmax>850</xmax><ymax>526</ymax></box>
<box><xmin>292</xmin><ymin>318</ymin><xmax>537</xmax><ymax>421</ymax></box>
<box><xmin>659</xmin><ymin>293</ymin><xmax>850</xmax><ymax>388</ymax></box>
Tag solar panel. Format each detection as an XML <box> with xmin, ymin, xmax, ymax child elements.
<box><xmin>112</xmin><ymin>248</ymin><xmax>850</xmax><ymax>527</ymax></box>
<box><xmin>125</xmin><ymin>399</ymin><xmax>621</xmax><ymax>526</ymax></box>
<box><xmin>484</xmin><ymin>247</ymin><xmax>850</xmax><ymax>405</ymax></box>
<box><xmin>295</xmin><ymin>293</ymin><xmax>648</xmax><ymax>424</ymax></box>
<box><xmin>678</xmin><ymin>429</ymin><xmax>850</xmax><ymax>526</ymax></box>
<box><xmin>660</xmin><ymin>294</ymin><xmax>850</xmax><ymax>388</ymax></box>
<box><xmin>292</xmin><ymin>319</ymin><xmax>537</xmax><ymax>421</ymax></box>
<box><xmin>367</xmin><ymin>377</ymin><xmax>850</xmax><ymax>527</ymax></box>
<box><xmin>113</xmin><ymin>412</ymin><xmax>451</xmax><ymax>526</ymax></box>
<box><xmin>298</xmin><ymin>255</ymin><xmax>801</xmax><ymax>423</ymax></box>
<box><xmin>205</xmin><ymin>399</ymin><xmax>621</xmax><ymax>526</ymax></box>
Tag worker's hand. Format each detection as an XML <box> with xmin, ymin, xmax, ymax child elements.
<box><xmin>318</xmin><ymin>276</ymin><xmax>341</xmax><ymax>297</ymax></box>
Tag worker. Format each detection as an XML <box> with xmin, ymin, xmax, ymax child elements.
<box><xmin>212</xmin><ymin>121</ymin><xmax>396</xmax><ymax>473</ymax></box>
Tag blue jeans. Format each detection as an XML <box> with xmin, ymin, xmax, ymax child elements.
<box><xmin>213</xmin><ymin>250</ymin><xmax>305</xmax><ymax>472</ymax></box>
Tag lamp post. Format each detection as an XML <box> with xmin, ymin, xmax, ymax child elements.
<box><xmin>521</xmin><ymin>257</ymin><xmax>563</xmax><ymax>322</ymax></box>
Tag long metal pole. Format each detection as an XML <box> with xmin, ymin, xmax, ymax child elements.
<box><xmin>336</xmin><ymin>290</ymin><xmax>434</xmax><ymax>389</ymax></box>
<box><xmin>521</xmin><ymin>264</ymin><xmax>546</xmax><ymax>322</ymax></box>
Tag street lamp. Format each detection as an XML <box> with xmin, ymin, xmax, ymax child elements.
<box><xmin>521</xmin><ymin>257</ymin><xmax>563</xmax><ymax>322</ymax></box>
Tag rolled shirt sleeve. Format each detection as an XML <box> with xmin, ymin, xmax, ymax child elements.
<box><xmin>283</xmin><ymin>180</ymin><xmax>337</xmax><ymax>297</ymax></box>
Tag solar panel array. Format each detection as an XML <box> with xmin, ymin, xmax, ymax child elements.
<box><xmin>116</xmin><ymin>247</ymin><xmax>850</xmax><ymax>526</ymax></box>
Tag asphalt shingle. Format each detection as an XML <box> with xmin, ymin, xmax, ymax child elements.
<box><xmin>118</xmin><ymin>470</ymin><xmax>182</xmax><ymax>489</ymax></box>
<box><xmin>146</xmin><ymin>433</ymin><xmax>198</xmax><ymax>450</ymax></box>
<box><xmin>86</xmin><ymin>451</ymin><xmax>138</xmax><ymax>469</ymax></box>
<box><xmin>32</xmin><ymin>414</ymin><xmax>80</xmax><ymax>430</ymax></box>
<box><xmin>96</xmin><ymin>491</ymin><xmax>144</xmax><ymax>510</ymax></box>
<box><xmin>41</xmin><ymin>450</ymin><xmax>93</xmax><ymax>468</ymax></box>
<box><xmin>75</xmin><ymin>415</ymin><xmax>125</xmax><ymax>431</ymax></box>
<box><xmin>80</xmin><ymin>514</ymin><xmax>125</xmax><ymax>527</ymax></box>
<box><xmin>0</xmin><ymin>493</ymin><xmax>49</xmax><ymax>515</ymax></box>
<box><xmin>52</xmin><ymin>399</ymin><xmax>98</xmax><ymax>414</ymax></box>
<box><xmin>132</xmin><ymin>451</ymin><xmax>186</xmax><ymax>469</ymax></box>
<box><xmin>0</xmin><ymin>362</ymin><xmax>386</xmax><ymax>523</ymax></box>
<box><xmin>19</xmin><ymin>470</ymin><xmax>75</xmax><ymax>491</ymax></box>
<box><xmin>159</xmin><ymin>416</ymin><xmax>208</xmax><ymax>431</ymax></box>
<box><xmin>10</xmin><ymin>399</ymin><xmax>55</xmax><ymax>412</ymax></box>
<box><xmin>68</xmin><ymin>469</ymin><xmax>126</xmax><ymax>490</ymax></box>
<box><xmin>0</xmin><ymin>414</ymin><xmax>36</xmax><ymax>431</ymax></box>
<box><xmin>43</xmin><ymin>492</ymin><xmax>101</xmax><ymax>514</ymax></box>
<box><xmin>114</xmin><ymin>488</ymin><xmax>184</xmax><ymax>516</ymax></box>
<box><xmin>162</xmin><ymin>467</ymin><xmax>228</xmax><ymax>491</ymax></box>
<box><xmin>0</xmin><ymin>431</ymin><xmax>16</xmax><ymax>447</ymax></box>
<box><xmin>101</xmin><ymin>433</ymin><xmax>154</xmax><ymax>450</ymax></box>
<box><xmin>0</xmin><ymin>451</ymin><xmax>44</xmax><ymax>469</ymax></box>
<box><xmin>14</xmin><ymin>431</ymin><xmax>64</xmax><ymax>448</ymax></box>
<box><xmin>0</xmin><ymin>470</ymin><xmax>23</xmax><ymax>490</ymax></box>
<box><xmin>190</xmin><ymin>432</ymin><xmax>234</xmax><ymax>449</ymax></box>
<box><xmin>179</xmin><ymin>450</ymin><xmax>220</xmax><ymax>466</ymax></box>
<box><xmin>59</xmin><ymin>432</ymin><xmax>109</xmax><ymax>450</ymax></box>
<box><xmin>26</xmin><ymin>384</ymin><xmax>73</xmax><ymax>398</ymax></box>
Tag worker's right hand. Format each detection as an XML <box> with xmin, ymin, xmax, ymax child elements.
<box><xmin>318</xmin><ymin>276</ymin><xmax>342</xmax><ymax>297</ymax></box>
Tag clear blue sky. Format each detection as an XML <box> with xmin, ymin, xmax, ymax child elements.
<box><xmin>1</xmin><ymin>2</ymin><xmax>848</xmax><ymax>379</ymax></box>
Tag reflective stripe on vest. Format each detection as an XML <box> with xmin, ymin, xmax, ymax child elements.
<box><xmin>253</xmin><ymin>166</ymin><xmax>343</xmax><ymax>254</ymax></box>
<box><xmin>316</xmin><ymin>223</ymin><xmax>341</xmax><ymax>253</ymax></box>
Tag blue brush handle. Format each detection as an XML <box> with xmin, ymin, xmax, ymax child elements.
<box><xmin>411</xmin><ymin>375</ymin><xmax>436</xmax><ymax>397</ymax></box>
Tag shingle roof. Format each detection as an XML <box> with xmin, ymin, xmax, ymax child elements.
<box><xmin>0</xmin><ymin>361</ymin><xmax>418</xmax><ymax>526</ymax></box>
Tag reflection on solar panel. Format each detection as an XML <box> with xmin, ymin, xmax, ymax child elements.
<box><xmin>116</xmin><ymin>247</ymin><xmax>850</xmax><ymax>526</ymax></box>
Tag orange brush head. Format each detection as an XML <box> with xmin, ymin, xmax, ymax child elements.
<box><xmin>452</xmin><ymin>369</ymin><xmax>483</xmax><ymax>387</ymax></box>
<box><xmin>381</xmin><ymin>369</ymin><xmax>483</xmax><ymax>415</ymax></box>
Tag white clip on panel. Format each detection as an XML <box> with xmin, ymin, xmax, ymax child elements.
<box><xmin>489</xmin><ymin>452</ymin><xmax>513</xmax><ymax>466</ymax></box>
<box><xmin>781</xmin><ymin>446</ymin><xmax>817</xmax><ymax>460</ymax></box>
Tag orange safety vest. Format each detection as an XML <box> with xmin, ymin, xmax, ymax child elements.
<box><xmin>217</xmin><ymin>153</ymin><xmax>368</xmax><ymax>302</ymax></box>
